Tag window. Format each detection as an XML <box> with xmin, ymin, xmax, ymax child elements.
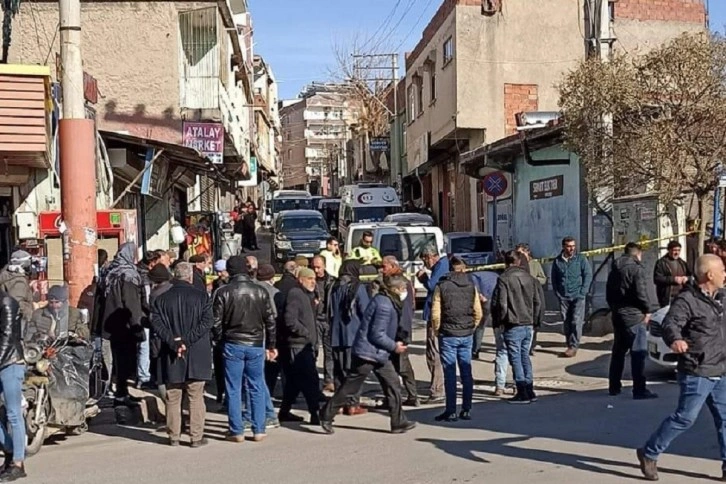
<box><xmin>430</xmin><ymin>67</ymin><xmax>437</xmax><ymax>102</ymax></box>
<box><xmin>379</xmin><ymin>233</ymin><xmax>438</xmax><ymax>261</ymax></box>
<box><xmin>414</xmin><ymin>74</ymin><xmax>423</xmax><ymax>116</ymax></box>
<box><xmin>443</xmin><ymin>37</ymin><xmax>454</xmax><ymax>65</ymax></box>
<box><xmin>407</xmin><ymin>84</ymin><xmax>415</xmax><ymax>123</ymax></box>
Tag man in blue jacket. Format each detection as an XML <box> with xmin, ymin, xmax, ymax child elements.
<box><xmin>417</xmin><ymin>245</ymin><xmax>449</xmax><ymax>404</ymax></box>
<box><xmin>551</xmin><ymin>236</ymin><xmax>593</xmax><ymax>357</ymax></box>
<box><xmin>319</xmin><ymin>275</ymin><xmax>416</xmax><ymax>435</ymax></box>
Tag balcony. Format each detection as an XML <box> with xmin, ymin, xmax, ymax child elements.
<box><xmin>0</xmin><ymin>65</ymin><xmax>51</xmax><ymax>174</ymax></box>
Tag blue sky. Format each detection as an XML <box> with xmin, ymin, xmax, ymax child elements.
<box><xmin>250</xmin><ymin>0</ymin><xmax>726</xmax><ymax>99</ymax></box>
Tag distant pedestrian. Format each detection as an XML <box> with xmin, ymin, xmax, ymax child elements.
<box><xmin>381</xmin><ymin>256</ymin><xmax>418</xmax><ymax>407</ymax></box>
<box><xmin>319</xmin><ymin>237</ymin><xmax>342</xmax><ymax>277</ymax></box>
<box><xmin>492</xmin><ymin>250</ymin><xmax>542</xmax><ymax>404</ymax></box>
<box><xmin>212</xmin><ymin>259</ymin><xmax>229</xmax><ymax>294</ymax></box>
<box><xmin>242</xmin><ymin>205</ymin><xmax>259</xmax><ymax>251</ymax></box>
<box><xmin>189</xmin><ymin>254</ymin><xmax>210</xmax><ymax>294</ymax></box>
<box><xmin>312</xmin><ymin>256</ymin><xmax>335</xmax><ymax>392</ymax></box>
<box><xmin>551</xmin><ymin>236</ymin><xmax>592</xmax><ymax>357</ymax></box>
<box><xmin>416</xmin><ymin>245</ymin><xmax>448</xmax><ymax>404</ymax></box>
<box><xmin>212</xmin><ymin>256</ymin><xmax>277</xmax><ymax>442</ymax></box>
<box><xmin>653</xmin><ymin>240</ymin><xmax>690</xmax><ymax>308</ymax></box>
<box><xmin>246</xmin><ymin>255</ymin><xmax>259</xmax><ymax>280</ymax></box>
<box><xmin>606</xmin><ymin>243</ymin><xmax>658</xmax><ymax>400</ymax></box>
<box><xmin>278</xmin><ymin>268</ymin><xmax>321</xmax><ymax>424</ymax></box>
<box><xmin>328</xmin><ymin>259</ymin><xmax>370</xmax><ymax>415</ymax></box>
<box><xmin>151</xmin><ymin>263</ymin><xmax>214</xmax><ymax>448</ymax></box>
<box><xmin>319</xmin><ymin>275</ymin><xmax>417</xmax><ymax>435</ymax></box>
<box><xmin>637</xmin><ymin>254</ymin><xmax>726</xmax><ymax>481</ymax></box>
<box><xmin>431</xmin><ymin>257</ymin><xmax>483</xmax><ymax>421</ymax></box>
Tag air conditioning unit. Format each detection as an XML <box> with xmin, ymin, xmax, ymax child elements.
<box><xmin>516</xmin><ymin>111</ymin><xmax>561</xmax><ymax>131</ymax></box>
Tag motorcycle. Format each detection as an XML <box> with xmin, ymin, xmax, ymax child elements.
<box><xmin>7</xmin><ymin>335</ymin><xmax>104</xmax><ymax>456</ymax></box>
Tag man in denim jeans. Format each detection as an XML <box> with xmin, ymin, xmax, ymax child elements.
<box><xmin>212</xmin><ymin>256</ymin><xmax>277</xmax><ymax>443</ymax></box>
<box><xmin>492</xmin><ymin>251</ymin><xmax>542</xmax><ymax>405</ymax></box>
<box><xmin>638</xmin><ymin>254</ymin><xmax>726</xmax><ymax>481</ymax></box>
<box><xmin>431</xmin><ymin>257</ymin><xmax>483</xmax><ymax>422</ymax></box>
<box><xmin>551</xmin><ymin>237</ymin><xmax>592</xmax><ymax>358</ymax></box>
<box><xmin>0</xmin><ymin>290</ymin><xmax>26</xmax><ymax>480</ymax></box>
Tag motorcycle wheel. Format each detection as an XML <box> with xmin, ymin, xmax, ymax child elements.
<box><xmin>25</xmin><ymin>404</ymin><xmax>47</xmax><ymax>457</ymax></box>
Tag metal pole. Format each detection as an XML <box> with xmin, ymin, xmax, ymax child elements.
<box><xmin>492</xmin><ymin>195</ymin><xmax>498</xmax><ymax>255</ymax></box>
<box><xmin>392</xmin><ymin>54</ymin><xmax>400</xmax><ymax>194</ymax></box>
<box><xmin>59</xmin><ymin>0</ymin><xmax>98</xmax><ymax>306</ymax></box>
<box><xmin>714</xmin><ymin>186</ymin><xmax>721</xmax><ymax>238</ymax></box>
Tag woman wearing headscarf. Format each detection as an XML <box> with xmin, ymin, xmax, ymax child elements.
<box><xmin>327</xmin><ymin>259</ymin><xmax>370</xmax><ymax>415</ymax></box>
<box><xmin>26</xmin><ymin>285</ymin><xmax>90</xmax><ymax>342</ymax></box>
<box><xmin>97</xmin><ymin>242</ymin><xmax>146</xmax><ymax>406</ymax></box>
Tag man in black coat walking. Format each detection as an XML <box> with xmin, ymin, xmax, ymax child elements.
<box><xmin>151</xmin><ymin>262</ymin><xmax>214</xmax><ymax>448</ymax></box>
<box><xmin>278</xmin><ymin>268</ymin><xmax>320</xmax><ymax>425</ymax></box>
<box><xmin>312</xmin><ymin>256</ymin><xmax>335</xmax><ymax>392</ymax></box>
<box><xmin>607</xmin><ymin>242</ymin><xmax>658</xmax><ymax>400</ymax></box>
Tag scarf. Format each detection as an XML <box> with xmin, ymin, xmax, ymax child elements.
<box><xmin>338</xmin><ymin>259</ymin><xmax>362</xmax><ymax>310</ymax></box>
<box><xmin>103</xmin><ymin>242</ymin><xmax>142</xmax><ymax>295</ymax></box>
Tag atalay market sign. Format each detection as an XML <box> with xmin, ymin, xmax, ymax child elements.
<box><xmin>183</xmin><ymin>122</ymin><xmax>224</xmax><ymax>164</ymax></box>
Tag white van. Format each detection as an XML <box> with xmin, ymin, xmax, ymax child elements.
<box><xmin>270</xmin><ymin>190</ymin><xmax>313</xmax><ymax>225</ymax></box>
<box><xmin>344</xmin><ymin>222</ymin><xmax>446</xmax><ymax>298</ymax></box>
<box><xmin>338</xmin><ymin>184</ymin><xmax>401</xmax><ymax>244</ymax></box>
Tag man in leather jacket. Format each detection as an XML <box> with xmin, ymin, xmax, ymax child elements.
<box><xmin>212</xmin><ymin>256</ymin><xmax>276</xmax><ymax>443</ymax></box>
<box><xmin>0</xmin><ymin>290</ymin><xmax>27</xmax><ymax>480</ymax></box>
<box><xmin>312</xmin><ymin>256</ymin><xmax>335</xmax><ymax>392</ymax></box>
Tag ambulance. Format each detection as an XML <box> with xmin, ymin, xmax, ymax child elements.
<box><xmin>338</xmin><ymin>183</ymin><xmax>401</xmax><ymax>244</ymax></box>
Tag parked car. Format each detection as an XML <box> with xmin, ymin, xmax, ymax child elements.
<box><xmin>646</xmin><ymin>305</ymin><xmax>677</xmax><ymax>370</ymax></box>
<box><xmin>445</xmin><ymin>232</ymin><xmax>496</xmax><ymax>269</ymax></box>
<box><xmin>272</xmin><ymin>210</ymin><xmax>330</xmax><ymax>268</ymax></box>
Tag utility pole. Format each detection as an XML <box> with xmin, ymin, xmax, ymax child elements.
<box><xmin>59</xmin><ymin>0</ymin><xmax>98</xmax><ymax>305</ymax></box>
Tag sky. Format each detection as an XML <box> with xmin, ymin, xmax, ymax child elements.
<box><xmin>249</xmin><ymin>0</ymin><xmax>726</xmax><ymax>100</ymax></box>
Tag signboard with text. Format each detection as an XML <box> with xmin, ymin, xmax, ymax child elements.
<box><xmin>182</xmin><ymin>122</ymin><xmax>224</xmax><ymax>164</ymax></box>
<box><xmin>530</xmin><ymin>175</ymin><xmax>564</xmax><ymax>200</ymax></box>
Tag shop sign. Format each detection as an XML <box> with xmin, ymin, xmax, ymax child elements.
<box><xmin>530</xmin><ymin>175</ymin><xmax>564</xmax><ymax>200</ymax></box>
<box><xmin>182</xmin><ymin>122</ymin><xmax>224</xmax><ymax>164</ymax></box>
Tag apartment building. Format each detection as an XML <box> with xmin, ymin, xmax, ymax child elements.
<box><xmin>405</xmin><ymin>0</ymin><xmax>707</xmax><ymax>233</ymax></box>
<box><xmin>280</xmin><ymin>83</ymin><xmax>357</xmax><ymax>195</ymax></box>
<box><xmin>252</xmin><ymin>55</ymin><xmax>281</xmax><ymax>200</ymax></box>
<box><xmin>9</xmin><ymin>0</ymin><xmax>257</xmax><ymax>250</ymax></box>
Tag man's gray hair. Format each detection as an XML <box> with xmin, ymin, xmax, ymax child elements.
<box><xmin>173</xmin><ymin>262</ymin><xmax>194</xmax><ymax>283</ymax></box>
<box><xmin>421</xmin><ymin>245</ymin><xmax>439</xmax><ymax>257</ymax></box>
<box><xmin>383</xmin><ymin>275</ymin><xmax>409</xmax><ymax>291</ymax></box>
<box><xmin>283</xmin><ymin>260</ymin><xmax>298</xmax><ymax>275</ymax></box>
<box><xmin>246</xmin><ymin>255</ymin><xmax>258</xmax><ymax>270</ymax></box>
<box><xmin>696</xmin><ymin>254</ymin><xmax>723</xmax><ymax>282</ymax></box>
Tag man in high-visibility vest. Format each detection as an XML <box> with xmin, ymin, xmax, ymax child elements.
<box><xmin>350</xmin><ymin>230</ymin><xmax>381</xmax><ymax>265</ymax></box>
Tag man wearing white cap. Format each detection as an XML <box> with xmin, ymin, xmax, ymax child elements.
<box><xmin>0</xmin><ymin>251</ymin><xmax>34</xmax><ymax>323</ymax></box>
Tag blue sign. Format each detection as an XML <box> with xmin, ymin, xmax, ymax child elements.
<box><xmin>483</xmin><ymin>171</ymin><xmax>508</xmax><ymax>198</ymax></box>
<box><xmin>140</xmin><ymin>148</ymin><xmax>155</xmax><ymax>196</ymax></box>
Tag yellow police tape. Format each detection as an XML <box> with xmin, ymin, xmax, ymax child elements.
<box><xmin>270</xmin><ymin>231</ymin><xmax>699</xmax><ymax>282</ymax></box>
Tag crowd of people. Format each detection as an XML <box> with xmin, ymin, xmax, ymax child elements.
<box><xmin>0</xmin><ymin>221</ymin><xmax>724</xmax><ymax>480</ymax></box>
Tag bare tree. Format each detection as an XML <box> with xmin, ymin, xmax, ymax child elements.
<box><xmin>559</xmin><ymin>33</ymin><xmax>726</xmax><ymax>253</ymax></box>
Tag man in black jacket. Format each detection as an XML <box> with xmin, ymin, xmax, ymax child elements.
<box><xmin>637</xmin><ymin>254</ymin><xmax>726</xmax><ymax>481</ymax></box>
<box><xmin>151</xmin><ymin>263</ymin><xmax>214</xmax><ymax>448</ymax></box>
<box><xmin>492</xmin><ymin>250</ymin><xmax>542</xmax><ymax>405</ymax></box>
<box><xmin>653</xmin><ymin>240</ymin><xmax>690</xmax><ymax>308</ymax></box>
<box><xmin>189</xmin><ymin>254</ymin><xmax>209</xmax><ymax>294</ymax></box>
<box><xmin>212</xmin><ymin>256</ymin><xmax>276</xmax><ymax>442</ymax></box>
<box><xmin>312</xmin><ymin>255</ymin><xmax>335</xmax><ymax>392</ymax></box>
<box><xmin>431</xmin><ymin>257</ymin><xmax>483</xmax><ymax>421</ymax></box>
<box><xmin>267</xmin><ymin>261</ymin><xmax>298</xmax><ymax>395</ymax></box>
<box><xmin>278</xmin><ymin>268</ymin><xmax>320</xmax><ymax>425</ymax></box>
<box><xmin>0</xmin><ymin>290</ymin><xmax>27</xmax><ymax>480</ymax></box>
<box><xmin>607</xmin><ymin>242</ymin><xmax>658</xmax><ymax>400</ymax></box>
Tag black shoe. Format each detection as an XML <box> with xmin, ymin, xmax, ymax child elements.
<box><xmin>609</xmin><ymin>388</ymin><xmax>622</xmax><ymax>396</ymax></box>
<box><xmin>1</xmin><ymin>455</ymin><xmax>10</xmax><ymax>473</ymax></box>
<box><xmin>402</xmin><ymin>398</ymin><xmax>420</xmax><ymax>408</ymax></box>
<box><xmin>473</xmin><ymin>351</ymin><xmax>480</xmax><ymax>360</ymax></box>
<box><xmin>423</xmin><ymin>395</ymin><xmax>445</xmax><ymax>405</ymax></box>
<box><xmin>113</xmin><ymin>396</ymin><xmax>141</xmax><ymax>407</ymax></box>
<box><xmin>278</xmin><ymin>412</ymin><xmax>304</xmax><ymax>423</ymax></box>
<box><xmin>721</xmin><ymin>470</ymin><xmax>726</xmax><ymax>482</ymax></box>
<box><xmin>309</xmin><ymin>413</ymin><xmax>321</xmax><ymax>426</ymax></box>
<box><xmin>391</xmin><ymin>421</ymin><xmax>417</xmax><ymax>434</ymax></box>
<box><xmin>634</xmin><ymin>390</ymin><xmax>659</xmax><ymax>400</ymax></box>
<box><xmin>459</xmin><ymin>410</ymin><xmax>472</xmax><ymax>421</ymax></box>
<box><xmin>0</xmin><ymin>465</ymin><xmax>26</xmax><ymax>482</ymax></box>
<box><xmin>318</xmin><ymin>410</ymin><xmax>334</xmax><ymax>435</ymax></box>
<box><xmin>527</xmin><ymin>384</ymin><xmax>538</xmax><ymax>402</ymax></box>
<box><xmin>190</xmin><ymin>438</ymin><xmax>208</xmax><ymax>449</ymax></box>
<box><xmin>434</xmin><ymin>412</ymin><xmax>458</xmax><ymax>422</ymax></box>
<box><xmin>507</xmin><ymin>393</ymin><xmax>531</xmax><ymax>405</ymax></box>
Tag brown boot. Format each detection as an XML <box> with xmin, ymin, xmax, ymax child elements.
<box><xmin>560</xmin><ymin>348</ymin><xmax>577</xmax><ymax>358</ymax></box>
<box><xmin>636</xmin><ymin>448</ymin><xmax>659</xmax><ymax>481</ymax></box>
<box><xmin>343</xmin><ymin>405</ymin><xmax>368</xmax><ymax>416</ymax></box>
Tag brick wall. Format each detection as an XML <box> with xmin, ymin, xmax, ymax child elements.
<box><xmin>504</xmin><ymin>83</ymin><xmax>538</xmax><ymax>135</ymax></box>
<box><xmin>615</xmin><ymin>0</ymin><xmax>706</xmax><ymax>23</ymax></box>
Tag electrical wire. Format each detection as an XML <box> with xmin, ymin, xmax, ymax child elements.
<box><xmin>394</xmin><ymin>0</ymin><xmax>436</xmax><ymax>52</ymax></box>
<box><xmin>358</xmin><ymin>0</ymin><xmax>403</xmax><ymax>52</ymax></box>
<box><xmin>368</xmin><ymin>0</ymin><xmax>418</xmax><ymax>54</ymax></box>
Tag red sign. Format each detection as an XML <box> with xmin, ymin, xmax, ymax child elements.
<box><xmin>182</xmin><ymin>122</ymin><xmax>224</xmax><ymax>164</ymax></box>
<box><xmin>38</xmin><ymin>211</ymin><xmax>123</xmax><ymax>235</ymax></box>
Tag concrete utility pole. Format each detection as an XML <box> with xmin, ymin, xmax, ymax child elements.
<box><xmin>59</xmin><ymin>0</ymin><xmax>98</xmax><ymax>305</ymax></box>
